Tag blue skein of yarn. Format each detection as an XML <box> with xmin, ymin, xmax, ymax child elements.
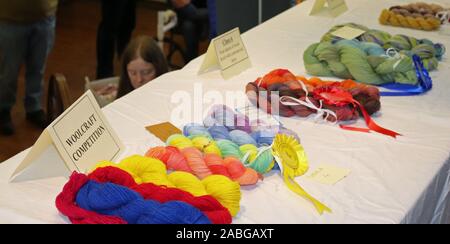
<box><xmin>251</xmin><ymin>130</ymin><xmax>276</xmax><ymax>146</ymax></box>
<box><xmin>76</xmin><ymin>181</ymin><xmax>211</xmax><ymax>224</ymax></box>
<box><xmin>208</xmin><ymin>125</ymin><xmax>232</xmax><ymax>141</ymax></box>
<box><xmin>183</xmin><ymin>123</ymin><xmax>211</xmax><ymax>139</ymax></box>
<box><xmin>229</xmin><ymin>130</ymin><xmax>257</xmax><ymax>146</ymax></box>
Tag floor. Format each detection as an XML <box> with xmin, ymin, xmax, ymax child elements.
<box><xmin>0</xmin><ymin>0</ymin><xmax>202</xmax><ymax>162</ymax></box>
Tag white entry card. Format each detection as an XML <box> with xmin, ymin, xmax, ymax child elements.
<box><xmin>47</xmin><ymin>90</ymin><xmax>124</xmax><ymax>172</ymax></box>
<box><xmin>199</xmin><ymin>28</ymin><xmax>252</xmax><ymax>79</ymax></box>
<box><xmin>12</xmin><ymin>90</ymin><xmax>124</xmax><ymax>181</ymax></box>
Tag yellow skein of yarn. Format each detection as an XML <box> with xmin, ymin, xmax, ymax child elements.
<box><xmin>167</xmin><ymin>134</ymin><xmax>193</xmax><ymax>149</ymax></box>
<box><xmin>202</xmin><ymin>175</ymin><xmax>242</xmax><ymax>217</ymax></box>
<box><xmin>120</xmin><ymin>156</ymin><xmax>174</xmax><ymax>186</ymax></box>
<box><xmin>191</xmin><ymin>136</ymin><xmax>222</xmax><ymax>157</ymax></box>
<box><xmin>379</xmin><ymin>9</ymin><xmax>441</xmax><ymax>31</ymax></box>
<box><xmin>94</xmin><ymin>155</ymin><xmax>242</xmax><ymax>217</ymax></box>
<box><xmin>167</xmin><ymin>171</ymin><xmax>208</xmax><ymax>196</ymax></box>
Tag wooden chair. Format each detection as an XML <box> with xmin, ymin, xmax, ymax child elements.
<box><xmin>47</xmin><ymin>73</ymin><xmax>73</xmax><ymax>124</ymax></box>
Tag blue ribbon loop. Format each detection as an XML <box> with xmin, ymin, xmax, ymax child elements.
<box><xmin>380</xmin><ymin>55</ymin><xmax>433</xmax><ymax>96</ymax></box>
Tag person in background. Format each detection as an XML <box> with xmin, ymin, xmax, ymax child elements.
<box><xmin>96</xmin><ymin>0</ymin><xmax>137</xmax><ymax>79</ymax></box>
<box><xmin>0</xmin><ymin>0</ymin><xmax>58</xmax><ymax>136</ymax></box>
<box><xmin>117</xmin><ymin>36</ymin><xmax>169</xmax><ymax>98</ymax></box>
<box><xmin>169</xmin><ymin>0</ymin><xmax>209</xmax><ymax>62</ymax></box>
<box><xmin>207</xmin><ymin>0</ymin><xmax>217</xmax><ymax>39</ymax></box>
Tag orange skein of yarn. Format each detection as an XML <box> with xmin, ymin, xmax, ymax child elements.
<box><xmin>145</xmin><ymin>146</ymin><xmax>193</xmax><ymax>174</ymax></box>
<box><xmin>146</xmin><ymin>145</ymin><xmax>261</xmax><ymax>186</ymax></box>
<box><xmin>181</xmin><ymin>147</ymin><xmax>213</xmax><ymax>179</ymax></box>
<box><xmin>204</xmin><ymin>154</ymin><xmax>232</xmax><ymax>178</ymax></box>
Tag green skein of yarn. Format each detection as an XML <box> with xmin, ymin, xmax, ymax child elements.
<box><xmin>304</xmin><ymin>40</ymin><xmax>417</xmax><ymax>85</ymax></box>
<box><xmin>320</xmin><ymin>23</ymin><xmax>445</xmax><ymax>62</ymax></box>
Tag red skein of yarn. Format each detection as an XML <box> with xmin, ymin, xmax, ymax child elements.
<box><xmin>56</xmin><ymin>166</ymin><xmax>232</xmax><ymax>224</ymax></box>
<box><xmin>92</xmin><ymin>167</ymin><xmax>231</xmax><ymax>224</ymax></box>
<box><xmin>55</xmin><ymin>172</ymin><xmax>127</xmax><ymax>224</ymax></box>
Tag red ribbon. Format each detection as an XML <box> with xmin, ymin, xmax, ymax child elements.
<box><xmin>313</xmin><ymin>87</ymin><xmax>401</xmax><ymax>138</ymax></box>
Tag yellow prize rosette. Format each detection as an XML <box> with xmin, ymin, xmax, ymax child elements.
<box><xmin>272</xmin><ymin>134</ymin><xmax>331</xmax><ymax>214</ymax></box>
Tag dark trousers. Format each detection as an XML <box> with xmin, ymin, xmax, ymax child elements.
<box><xmin>96</xmin><ymin>0</ymin><xmax>136</xmax><ymax>79</ymax></box>
<box><xmin>175</xmin><ymin>2</ymin><xmax>209</xmax><ymax>62</ymax></box>
<box><xmin>0</xmin><ymin>16</ymin><xmax>55</xmax><ymax>113</ymax></box>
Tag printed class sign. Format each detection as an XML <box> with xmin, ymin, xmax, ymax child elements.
<box><xmin>199</xmin><ymin>28</ymin><xmax>252</xmax><ymax>79</ymax></box>
<box><xmin>310</xmin><ymin>0</ymin><xmax>348</xmax><ymax>18</ymax></box>
<box><xmin>11</xmin><ymin>90</ymin><xmax>124</xmax><ymax>181</ymax></box>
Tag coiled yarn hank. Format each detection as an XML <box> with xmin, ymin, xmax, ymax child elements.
<box><xmin>379</xmin><ymin>9</ymin><xmax>441</xmax><ymax>31</ymax></box>
<box><xmin>88</xmin><ymin>166</ymin><xmax>231</xmax><ymax>224</ymax></box>
<box><xmin>321</xmin><ymin>23</ymin><xmax>445</xmax><ymax>61</ymax></box>
<box><xmin>175</xmin><ymin>130</ymin><xmax>274</xmax><ymax>175</ymax></box>
<box><xmin>185</xmin><ymin>124</ymin><xmax>258</xmax><ymax>147</ymax></box>
<box><xmin>94</xmin><ymin>155</ymin><xmax>242</xmax><ymax>216</ymax></box>
<box><xmin>168</xmin><ymin>131</ymin><xmax>274</xmax><ymax>175</ymax></box>
<box><xmin>247</xmin><ymin>69</ymin><xmax>380</xmax><ymax>121</ymax></box>
<box><xmin>144</xmin><ymin>146</ymin><xmax>194</xmax><ymax>174</ymax></box>
<box><xmin>147</xmin><ymin>143</ymin><xmax>261</xmax><ymax>185</ymax></box>
<box><xmin>184</xmin><ymin>123</ymin><xmax>278</xmax><ymax>173</ymax></box>
<box><xmin>55</xmin><ymin>172</ymin><xmax>126</xmax><ymax>224</ymax></box>
<box><xmin>304</xmin><ymin>39</ymin><xmax>419</xmax><ymax>85</ymax></box>
<box><xmin>203</xmin><ymin>105</ymin><xmax>252</xmax><ymax>133</ymax></box>
<box><xmin>379</xmin><ymin>3</ymin><xmax>444</xmax><ymax>31</ymax></box>
<box><xmin>240</xmin><ymin>144</ymin><xmax>274</xmax><ymax>174</ymax></box>
<box><xmin>76</xmin><ymin>181</ymin><xmax>211</xmax><ymax>224</ymax></box>
<box><xmin>203</xmin><ymin>105</ymin><xmax>300</xmax><ymax>146</ymax></box>
<box><xmin>56</xmin><ymin>168</ymin><xmax>232</xmax><ymax>224</ymax></box>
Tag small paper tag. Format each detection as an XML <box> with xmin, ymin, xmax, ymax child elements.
<box><xmin>306</xmin><ymin>164</ymin><xmax>350</xmax><ymax>185</ymax></box>
<box><xmin>146</xmin><ymin>122</ymin><xmax>182</xmax><ymax>142</ymax></box>
<box><xmin>310</xmin><ymin>0</ymin><xmax>348</xmax><ymax>18</ymax></box>
<box><xmin>331</xmin><ymin>26</ymin><xmax>366</xmax><ymax>40</ymax></box>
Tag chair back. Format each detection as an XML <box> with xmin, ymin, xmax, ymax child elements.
<box><xmin>47</xmin><ymin>73</ymin><xmax>73</xmax><ymax>123</ymax></box>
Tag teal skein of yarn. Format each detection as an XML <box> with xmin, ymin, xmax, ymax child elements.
<box><xmin>304</xmin><ymin>39</ymin><xmax>418</xmax><ymax>85</ymax></box>
<box><xmin>320</xmin><ymin>23</ymin><xmax>445</xmax><ymax>65</ymax></box>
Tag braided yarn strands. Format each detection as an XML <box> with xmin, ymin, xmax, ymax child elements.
<box><xmin>94</xmin><ymin>155</ymin><xmax>242</xmax><ymax>217</ymax></box>
<box><xmin>379</xmin><ymin>3</ymin><xmax>444</xmax><ymax>31</ymax></box>
<box><xmin>76</xmin><ymin>181</ymin><xmax>211</xmax><ymax>224</ymax></box>
<box><xmin>56</xmin><ymin>167</ymin><xmax>232</xmax><ymax>224</ymax></box>
<box><xmin>246</xmin><ymin>69</ymin><xmax>380</xmax><ymax>121</ymax></box>
<box><xmin>89</xmin><ymin>166</ymin><xmax>231</xmax><ymax>224</ymax></box>
<box><xmin>304</xmin><ymin>39</ymin><xmax>417</xmax><ymax>85</ymax></box>
<box><xmin>246</xmin><ymin>69</ymin><xmax>399</xmax><ymax>137</ymax></box>
<box><xmin>309</xmin><ymin>23</ymin><xmax>445</xmax><ymax>85</ymax></box>
<box><xmin>179</xmin><ymin>123</ymin><xmax>277</xmax><ymax>174</ymax></box>
<box><xmin>161</xmin><ymin>135</ymin><xmax>262</xmax><ymax>184</ymax></box>
<box><xmin>203</xmin><ymin>104</ymin><xmax>301</xmax><ymax>144</ymax></box>
<box><xmin>177</xmin><ymin>125</ymin><xmax>275</xmax><ymax>175</ymax></box>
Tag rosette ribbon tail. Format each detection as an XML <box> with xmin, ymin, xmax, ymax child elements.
<box><xmin>340</xmin><ymin>101</ymin><xmax>401</xmax><ymax>138</ymax></box>
<box><xmin>283</xmin><ymin>170</ymin><xmax>332</xmax><ymax>215</ymax></box>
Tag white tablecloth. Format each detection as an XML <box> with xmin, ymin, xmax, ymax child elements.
<box><xmin>1</xmin><ymin>0</ymin><xmax>449</xmax><ymax>224</ymax></box>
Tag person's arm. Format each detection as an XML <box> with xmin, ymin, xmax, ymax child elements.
<box><xmin>170</xmin><ymin>0</ymin><xmax>191</xmax><ymax>9</ymax></box>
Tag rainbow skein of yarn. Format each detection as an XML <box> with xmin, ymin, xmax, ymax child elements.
<box><xmin>182</xmin><ymin>123</ymin><xmax>278</xmax><ymax>174</ymax></box>
<box><xmin>166</xmin><ymin>133</ymin><xmax>273</xmax><ymax>176</ymax></box>
<box><xmin>147</xmin><ymin>143</ymin><xmax>261</xmax><ymax>186</ymax></box>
